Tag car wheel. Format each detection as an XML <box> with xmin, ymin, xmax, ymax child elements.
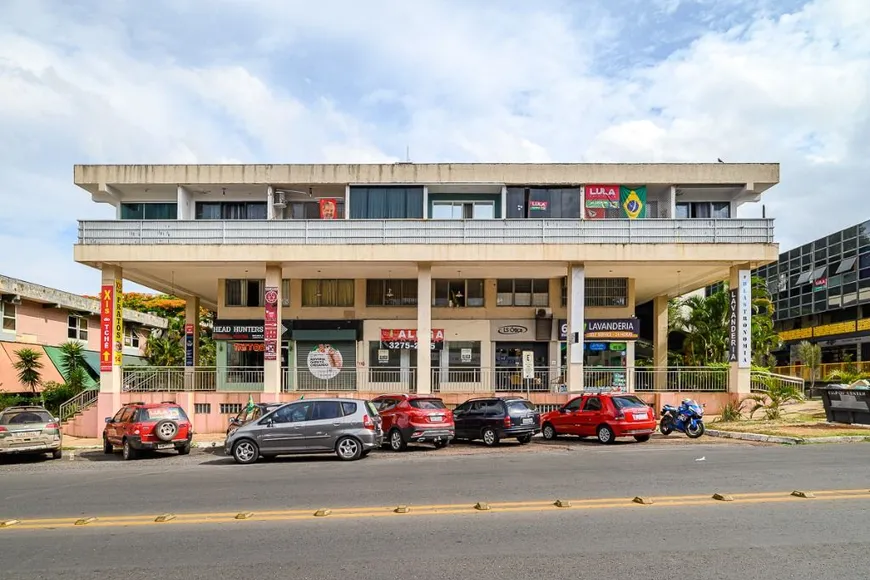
<box><xmin>232</xmin><ymin>439</ymin><xmax>259</xmax><ymax>465</ymax></box>
<box><xmin>154</xmin><ymin>420</ymin><xmax>179</xmax><ymax>442</ymax></box>
<box><xmin>336</xmin><ymin>437</ymin><xmax>362</xmax><ymax>461</ymax></box>
<box><xmin>542</xmin><ymin>423</ymin><xmax>557</xmax><ymax>440</ymax></box>
<box><xmin>122</xmin><ymin>439</ymin><xmax>138</xmax><ymax>461</ymax></box>
<box><xmin>634</xmin><ymin>435</ymin><xmax>651</xmax><ymax>443</ymax></box>
<box><xmin>52</xmin><ymin>449</ymin><xmax>62</xmax><ymax>460</ymax></box>
<box><xmin>596</xmin><ymin>425</ymin><xmax>616</xmax><ymax>445</ymax></box>
<box><xmin>389</xmin><ymin>429</ymin><xmax>407</xmax><ymax>452</ymax></box>
<box><xmin>177</xmin><ymin>443</ymin><xmax>191</xmax><ymax>455</ymax></box>
<box><xmin>517</xmin><ymin>434</ymin><xmax>533</xmax><ymax>444</ymax></box>
<box><xmin>103</xmin><ymin>436</ymin><xmax>113</xmax><ymax>454</ymax></box>
<box><xmin>433</xmin><ymin>439</ymin><xmax>449</xmax><ymax>449</ymax></box>
<box><xmin>482</xmin><ymin>427</ymin><xmax>500</xmax><ymax>447</ymax></box>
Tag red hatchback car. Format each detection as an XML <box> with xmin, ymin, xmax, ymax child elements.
<box><xmin>541</xmin><ymin>393</ymin><xmax>656</xmax><ymax>444</ymax></box>
<box><xmin>371</xmin><ymin>394</ymin><xmax>455</xmax><ymax>451</ymax></box>
<box><xmin>103</xmin><ymin>401</ymin><xmax>193</xmax><ymax>460</ymax></box>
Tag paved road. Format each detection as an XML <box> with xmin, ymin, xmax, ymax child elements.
<box><xmin>2</xmin><ymin>499</ymin><xmax>868</xmax><ymax>580</ymax></box>
<box><xmin>1</xmin><ymin>440</ymin><xmax>869</xmax><ymax>519</ymax></box>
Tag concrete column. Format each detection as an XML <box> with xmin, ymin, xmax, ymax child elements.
<box><xmin>566</xmin><ymin>264</ymin><xmax>585</xmax><ymax>392</ymax></box>
<box><xmin>264</xmin><ymin>265</ymin><xmax>283</xmax><ymax>394</ymax></box>
<box><xmin>422</xmin><ymin>186</ymin><xmax>429</xmax><ymax>220</ymax></box>
<box><xmin>267</xmin><ymin>185</ymin><xmax>275</xmax><ymax>220</ymax></box>
<box><xmin>97</xmin><ymin>265</ymin><xmax>123</xmax><ymax>424</ymax></box>
<box><xmin>668</xmin><ymin>185</ymin><xmax>677</xmax><ymax>218</ymax></box>
<box><xmin>345</xmin><ymin>185</ymin><xmax>351</xmax><ymax>219</ymax></box>
<box><xmin>500</xmin><ymin>185</ymin><xmax>507</xmax><ymax>219</ymax></box>
<box><xmin>177</xmin><ymin>185</ymin><xmax>192</xmax><ymax>219</ymax></box>
<box><xmin>653</xmin><ymin>295</ymin><xmax>669</xmax><ymax>390</ymax></box>
<box><xmin>729</xmin><ymin>264</ymin><xmax>752</xmax><ymax>394</ymax></box>
<box><xmin>416</xmin><ymin>264</ymin><xmax>432</xmax><ymax>394</ymax></box>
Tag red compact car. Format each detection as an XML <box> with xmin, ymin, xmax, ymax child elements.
<box><xmin>371</xmin><ymin>394</ymin><xmax>455</xmax><ymax>451</ymax></box>
<box><xmin>103</xmin><ymin>401</ymin><xmax>193</xmax><ymax>460</ymax></box>
<box><xmin>541</xmin><ymin>393</ymin><xmax>656</xmax><ymax>444</ymax></box>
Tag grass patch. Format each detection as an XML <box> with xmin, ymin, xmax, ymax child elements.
<box><xmin>714</xmin><ymin>419</ymin><xmax>870</xmax><ymax>438</ymax></box>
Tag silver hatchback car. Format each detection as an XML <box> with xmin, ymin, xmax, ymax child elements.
<box><xmin>225</xmin><ymin>398</ymin><xmax>383</xmax><ymax>464</ymax></box>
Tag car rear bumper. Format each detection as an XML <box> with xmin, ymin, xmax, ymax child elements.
<box><xmin>502</xmin><ymin>426</ymin><xmax>541</xmax><ymax>437</ymax></box>
<box><xmin>404</xmin><ymin>427</ymin><xmax>455</xmax><ymax>443</ymax></box>
<box><xmin>0</xmin><ymin>441</ymin><xmax>61</xmax><ymax>454</ymax></box>
<box><xmin>613</xmin><ymin>422</ymin><xmax>657</xmax><ymax>436</ymax></box>
<box><xmin>128</xmin><ymin>435</ymin><xmax>192</xmax><ymax>451</ymax></box>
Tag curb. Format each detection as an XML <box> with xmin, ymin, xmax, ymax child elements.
<box><xmin>706</xmin><ymin>429</ymin><xmax>870</xmax><ymax>445</ymax></box>
<box><xmin>63</xmin><ymin>440</ymin><xmax>225</xmax><ymax>451</ymax></box>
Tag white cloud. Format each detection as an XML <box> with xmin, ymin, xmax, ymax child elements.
<box><xmin>0</xmin><ymin>0</ymin><xmax>867</xmax><ymax>295</ymax></box>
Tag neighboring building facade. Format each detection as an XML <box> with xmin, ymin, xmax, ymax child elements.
<box><xmin>712</xmin><ymin>220</ymin><xmax>870</xmax><ymax>368</ymax></box>
<box><xmin>71</xmin><ymin>162</ymin><xmax>779</xmax><ymax>433</ymax></box>
<box><xmin>0</xmin><ymin>274</ymin><xmax>167</xmax><ymax>393</ymax></box>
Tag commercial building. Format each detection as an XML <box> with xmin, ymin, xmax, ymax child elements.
<box><xmin>720</xmin><ymin>219</ymin><xmax>870</xmax><ymax>375</ymax></box>
<box><xmin>71</xmin><ymin>162</ymin><xmax>780</xmax><ymax>434</ymax></box>
<box><xmin>0</xmin><ymin>274</ymin><xmax>166</xmax><ymax>393</ymax></box>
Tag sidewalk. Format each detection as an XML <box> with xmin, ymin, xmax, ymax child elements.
<box><xmin>63</xmin><ymin>433</ymin><xmax>227</xmax><ymax>449</ymax></box>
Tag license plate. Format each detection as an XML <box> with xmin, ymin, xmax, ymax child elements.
<box><xmin>430</xmin><ymin>415</ymin><xmax>444</xmax><ymax>422</ymax></box>
<box><xmin>633</xmin><ymin>413</ymin><xmax>647</xmax><ymax>420</ymax></box>
<box><xmin>522</xmin><ymin>417</ymin><xmax>533</xmax><ymax>425</ymax></box>
<box><xmin>157</xmin><ymin>443</ymin><xmax>174</xmax><ymax>450</ymax></box>
<box><xmin>16</xmin><ymin>431</ymin><xmax>40</xmax><ymax>438</ymax></box>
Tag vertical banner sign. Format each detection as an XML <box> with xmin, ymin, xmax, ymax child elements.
<box><xmin>100</xmin><ymin>285</ymin><xmax>114</xmax><ymax>372</ymax></box>
<box><xmin>738</xmin><ymin>270</ymin><xmax>752</xmax><ymax>368</ymax></box>
<box><xmin>113</xmin><ymin>280</ymin><xmax>124</xmax><ymax>366</ymax></box>
<box><xmin>184</xmin><ymin>323</ymin><xmax>195</xmax><ymax>367</ymax></box>
<box><xmin>263</xmin><ymin>286</ymin><xmax>279</xmax><ymax>361</ymax></box>
<box><xmin>728</xmin><ymin>289</ymin><xmax>739</xmax><ymax>363</ymax></box>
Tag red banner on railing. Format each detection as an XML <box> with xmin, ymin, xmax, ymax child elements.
<box><xmin>100</xmin><ymin>284</ymin><xmax>114</xmax><ymax>372</ymax></box>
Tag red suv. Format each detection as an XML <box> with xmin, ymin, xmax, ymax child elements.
<box><xmin>103</xmin><ymin>401</ymin><xmax>193</xmax><ymax>460</ymax></box>
<box><xmin>541</xmin><ymin>393</ymin><xmax>656</xmax><ymax>444</ymax></box>
<box><xmin>371</xmin><ymin>394</ymin><xmax>454</xmax><ymax>451</ymax></box>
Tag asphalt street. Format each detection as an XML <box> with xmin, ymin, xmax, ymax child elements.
<box><xmin>1</xmin><ymin>440</ymin><xmax>869</xmax><ymax>518</ymax></box>
<box><xmin>1</xmin><ymin>441</ymin><xmax>869</xmax><ymax>579</ymax></box>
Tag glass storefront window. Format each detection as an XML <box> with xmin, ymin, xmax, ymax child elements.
<box><xmin>440</xmin><ymin>341</ymin><xmax>481</xmax><ymax>382</ymax></box>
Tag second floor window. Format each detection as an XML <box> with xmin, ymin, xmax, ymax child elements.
<box><xmin>561</xmin><ymin>277</ymin><xmax>629</xmax><ymax>307</ymax></box>
<box><xmin>366</xmin><ymin>280</ymin><xmax>418</xmax><ymax>306</ymax></box>
<box><xmin>496</xmin><ymin>279</ymin><xmax>549</xmax><ymax>306</ymax></box>
<box><xmin>124</xmin><ymin>327</ymin><xmax>141</xmax><ymax>348</ymax></box>
<box><xmin>302</xmin><ymin>280</ymin><xmax>355</xmax><ymax>307</ymax></box>
<box><xmin>675</xmin><ymin>202</ymin><xmax>731</xmax><ymax>219</ymax></box>
<box><xmin>196</xmin><ymin>202</ymin><xmax>267</xmax><ymax>220</ymax></box>
<box><xmin>225</xmin><ymin>279</ymin><xmax>264</xmax><ymax>307</ymax></box>
<box><xmin>431</xmin><ymin>201</ymin><xmax>494</xmax><ymax>220</ymax></box>
<box><xmin>120</xmin><ymin>203</ymin><xmax>177</xmax><ymax>220</ymax></box>
<box><xmin>1</xmin><ymin>302</ymin><xmax>15</xmax><ymax>332</ymax></box>
<box><xmin>433</xmin><ymin>280</ymin><xmax>484</xmax><ymax>307</ymax></box>
<box><xmin>68</xmin><ymin>315</ymin><xmax>88</xmax><ymax>340</ymax></box>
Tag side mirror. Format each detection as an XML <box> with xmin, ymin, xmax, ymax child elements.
<box><xmin>104</xmin><ymin>417</ymin><xmax>112</xmax><ymax>423</ymax></box>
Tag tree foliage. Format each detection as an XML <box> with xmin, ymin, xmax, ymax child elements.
<box><xmin>795</xmin><ymin>341</ymin><xmax>822</xmax><ymax>388</ymax></box>
<box><xmin>89</xmin><ymin>292</ymin><xmax>217</xmax><ymax>367</ymax></box>
<box><xmin>13</xmin><ymin>348</ymin><xmax>43</xmax><ymax>394</ymax></box>
<box><xmin>670</xmin><ymin>276</ymin><xmax>781</xmax><ymax>367</ymax></box>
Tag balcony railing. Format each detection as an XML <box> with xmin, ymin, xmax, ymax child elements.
<box><xmin>119</xmin><ymin>365</ymin><xmax>734</xmax><ymax>394</ymax></box>
<box><xmin>78</xmin><ymin>218</ymin><xmax>775</xmax><ymax>245</ymax></box>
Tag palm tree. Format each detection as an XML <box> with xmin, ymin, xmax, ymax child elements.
<box><xmin>145</xmin><ymin>332</ymin><xmax>184</xmax><ymax>366</ymax></box>
<box><xmin>59</xmin><ymin>341</ymin><xmax>87</xmax><ymax>376</ymax></box>
<box><xmin>795</xmin><ymin>341</ymin><xmax>822</xmax><ymax>390</ymax></box>
<box><xmin>13</xmin><ymin>348</ymin><xmax>43</xmax><ymax>394</ymax></box>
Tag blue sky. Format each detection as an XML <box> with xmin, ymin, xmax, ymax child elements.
<box><xmin>1</xmin><ymin>0</ymin><xmax>868</xmax><ymax>294</ymax></box>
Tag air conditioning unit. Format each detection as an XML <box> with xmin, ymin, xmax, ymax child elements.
<box><xmin>273</xmin><ymin>192</ymin><xmax>286</xmax><ymax>208</ymax></box>
<box><xmin>535</xmin><ymin>308</ymin><xmax>552</xmax><ymax>318</ymax></box>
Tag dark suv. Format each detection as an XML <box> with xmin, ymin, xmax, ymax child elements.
<box><xmin>103</xmin><ymin>401</ymin><xmax>193</xmax><ymax>460</ymax></box>
<box><xmin>453</xmin><ymin>397</ymin><xmax>541</xmax><ymax>446</ymax></box>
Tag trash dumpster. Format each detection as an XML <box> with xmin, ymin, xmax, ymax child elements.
<box><xmin>818</xmin><ymin>387</ymin><xmax>870</xmax><ymax>425</ymax></box>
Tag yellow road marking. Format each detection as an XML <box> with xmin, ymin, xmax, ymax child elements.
<box><xmin>3</xmin><ymin>489</ymin><xmax>868</xmax><ymax>531</ymax></box>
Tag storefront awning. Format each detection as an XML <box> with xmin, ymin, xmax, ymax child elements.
<box><xmin>42</xmin><ymin>346</ymin><xmax>99</xmax><ymax>389</ymax></box>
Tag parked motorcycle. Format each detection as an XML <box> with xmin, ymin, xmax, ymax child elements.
<box><xmin>659</xmin><ymin>399</ymin><xmax>705</xmax><ymax>438</ymax></box>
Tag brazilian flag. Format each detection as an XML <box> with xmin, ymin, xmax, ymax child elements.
<box><xmin>620</xmin><ymin>186</ymin><xmax>647</xmax><ymax>219</ymax></box>
<box><xmin>245</xmin><ymin>394</ymin><xmax>255</xmax><ymax>414</ymax></box>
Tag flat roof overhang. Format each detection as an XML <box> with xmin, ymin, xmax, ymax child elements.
<box><xmin>74</xmin><ymin>162</ymin><xmax>780</xmax><ymax>194</ymax></box>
